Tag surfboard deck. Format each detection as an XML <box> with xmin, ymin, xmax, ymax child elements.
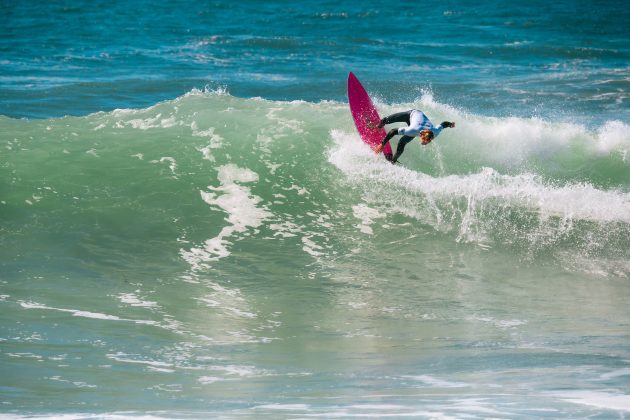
<box><xmin>347</xmin><ymin>72</ymin><xmax>392</xmax><ymax>157</ymax></box>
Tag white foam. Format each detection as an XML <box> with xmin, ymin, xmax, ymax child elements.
<box><xmin>447</xmin><ymin>398</ymin><xmax>505</xmax><ymax>415</ymax></box>
<box><xmin>146</xmin><ymin>366</ymin><xmax>176</xmax><ymax>373</ymax></box>
<box><xmin>197</xmin><ymin>145</ymin><xmax>215</xmax><ymax>162</ymax></box>
<box><xmin>352</xmin><ymin>203</ymin><xmax>384</xmax><ymax>235</ymax></box>
<box><xmin>553</xmin><ymin>390</ymin><xmax>630</xmax><ymax>411</ymax></box>
<box><xmin>0</xmin><ymin>414</ymin><xmax>171</xmax><ymax>420</ymax></box>
<box><xmin>191</xmin><ymin>123</ymin><xmax>223</xmax><ymax>162</ymax></box>
<box><xmin>431</xmin><ymin>168</ymin><xmax>627</xmax><ymax>223</ymax></box>
<box><xmin>402</xmin><ymin>374</ymin><xmax>469</xmax><ymax>388</ymax></box>
<box><xmin>120</xmin><ymin>113</ymin><xmax>184</xmax><ymax>130</ymax></box>
<box><xmin>117</xmin><ymin>293</ymin><xmax>158</xmax><ymax>308</ymax></box>
<box><xmin>264</xmin><ymin>107</ymin><xmax>305</xmax><ymax>135</ymax></box>
<box><xmin>198</xmin><ymin>364</ymin><xmax>271</xmax><ymax>383</ymax></box>
<box><xmin>106</xmin><ymin>352</ymin><xmax>173</xmax><ymax>368</ymax></box>
<box><xmin>467</xmin><ymin>315</ymin><xmax>527</xmax><ymax>330</ymax></box>
<box><xmin>254</xmin><ymin>404</ymin><xmax>310</xmax><ymax>411</ymax></box>
<box><xmin>150</xmin><ymin>156</ymin><xmax>177</xmax><ymax>176</ymax></box>
<box><xmin>180</xmin><ymin>164</ymin><xmax>271</xmax><ymax>270</ymax></box>
<box><xmin>302</xmin><ymin>236</ymin><xmax>325</xmax><ymax>257</ymax></box>
<box><xmin>19</xmin><ymin>301</ymin><xmax>159</xmax><ymax>326</ymax></box>
<box><xmin>460</xmin><ymin>117</ymin><xmax>585</xmax><ymax>166</ymax></box>
<box><xmin>374</xmin><ymin>95</ymin><xmax>629</xmax><ymax>167</ymax></box>
<box><xmin>600</xmin><ymin>368</ymin><xmax>630</xmax><ymax>380</ymax></box>
<box><xmin>197</xmin><ymin>287</ymin><xmax>258</xmax><ymax>319</ymax></box>
<box><xmin>287</xmin><ymin>184</ymin><xmax>309</xmax><ymax>196</ymax></box>
<box><xmin>210</xmin><ymin>364</ymin><xmax>260</xmax><ymax>376</ymax></box>
<box><xmin>198</xmin><ymin>376</ymin><xmax>225</xmax><ymax>384</ymax></box>
<box><xmin>6</xmin><ymin>352</ymin><xmax>43</xmax><ymax>359</ymax></box>
<box><xmin>183</xmin><ymin>85</ymin><xmax>229</xmax><ymax>98</ymax></box>
<box><xmin>595</xmin><ymin>120</ymin><xmax>630</xmax><ymax>160</ymax></box>
<box><xmin>46</xmin><ymin>375</ymin><xmax>96</xmax><ymax>389</ymax></box>
<box><xmin>269</xmin><ymin>220</ymin><xmax>301</xmax><ymax>238</ymax></box>
<box><xmin>348</xmin><ymin>404</ymin><xmax>406</xmax><ymax>410</ymax></box>
<box><xmin>329</xmin><ymin>130</ymin><xmax>630</xmax><ymax>226</ymax></box>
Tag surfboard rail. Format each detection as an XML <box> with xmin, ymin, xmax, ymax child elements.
<box><xmin>347</xmin><ymin>72</ymin><xmax>392</xmax><ymax>156</ymax></box>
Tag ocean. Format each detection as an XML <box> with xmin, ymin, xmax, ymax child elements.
<box><xmin>1</xmin><ymin>0</ymin><xmax>629</xmax><ymax>418</ymax></box>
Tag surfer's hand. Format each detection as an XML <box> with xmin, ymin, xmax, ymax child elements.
<box><xmin>377</xmin><ymin>119</ymin><xmax>385</xmax><ymax>128</ymax></box>
<box><xmin>374</xmin><ymin>144</ymin><xmax>384</xmax><ymax>154</ymax></box>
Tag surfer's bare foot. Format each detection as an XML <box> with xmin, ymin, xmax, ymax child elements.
<box><xmin>374</xmin><ymin>144</ymin><xmax>384</xmax><ymax>154</ymax></box>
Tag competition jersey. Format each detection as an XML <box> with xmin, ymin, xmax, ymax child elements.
<box><xmin>397</xmin><ymin>110</ymin><xmax>443</xmax><ymax>138</ymax></box>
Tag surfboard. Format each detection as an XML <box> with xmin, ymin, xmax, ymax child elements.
<box><xmin>347</xmin><ymin>72</ymin><xmax>392</xmax><ymax>157</ymax></box>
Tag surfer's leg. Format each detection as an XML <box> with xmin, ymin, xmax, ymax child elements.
<box><xmin>392</xmin><ymin>135</ymin><xmax>414</xmax><ymax>163</ymax></box>
<box><xmin>378</xmin><ymin>111</ymin><xmax>411</xmax><ymax>127</ymax></box>
<box><xmin>374</xmin><ymin>128</ymin><xmax>399</xmax><ymax>154</ymax></box>
<box><xmin>380</xmin><ymin>128</ymin><xmax>398</xmax><ymax>147</ymax></box>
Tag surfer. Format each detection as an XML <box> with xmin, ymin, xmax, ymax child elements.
<box><xmin>373</xmin><ymin>110</ymin><xmax>455</xmax><ymax>163</ymax></box>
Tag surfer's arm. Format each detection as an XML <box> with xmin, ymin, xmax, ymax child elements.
<box><xmin>374</xmin><ymin>129</ymin><xmax>398</xmax><ymax>154</ymax></box>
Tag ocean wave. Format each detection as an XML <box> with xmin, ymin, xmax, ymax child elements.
<box><xmin>1</xmin><ymin>91</ymin><xmax>628</xmax><ymax>276</ymax></box>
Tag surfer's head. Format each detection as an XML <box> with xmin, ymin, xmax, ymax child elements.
<box><xmin>420</xmin><ymin>130</ymin><xmax>434</xmax><ymax>145</ymax></box>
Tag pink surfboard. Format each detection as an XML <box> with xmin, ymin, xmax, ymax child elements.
<box><xmin>347</xmin><ymin>72</ymin><xmax>392</xmax><ymax>156</ymax></box>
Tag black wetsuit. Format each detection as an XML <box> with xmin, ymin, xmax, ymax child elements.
<box><xmin>379</xmin><ymin>111</ymin><xmax>416</xmax><ymax>163</ymax></box>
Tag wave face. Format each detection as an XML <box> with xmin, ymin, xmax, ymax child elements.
<box><xmin>1</xmin><ymin>92</ymin><xmax>630</xmax><ymax>417</ymax></box>
<box><xmin>3</xmin><ymin>91</ymin><xmax>629</xmax><ymax>273</ymax></box>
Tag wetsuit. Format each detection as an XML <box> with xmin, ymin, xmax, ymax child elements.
<box><xmin>379</xmin><ymin>110</ymin><xmax>444</xmax><ymax>163</ymax></box>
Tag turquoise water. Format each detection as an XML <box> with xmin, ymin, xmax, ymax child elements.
<box><xmin>2</xmin><ymin>1</ymin><xmax>630</xmax><ymax>418</ymax></box>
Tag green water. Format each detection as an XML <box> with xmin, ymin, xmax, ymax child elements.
<box><xmin>1</xmin><ymin>92</ymin><xmax>629</xmax><ymax>417</ymax></box>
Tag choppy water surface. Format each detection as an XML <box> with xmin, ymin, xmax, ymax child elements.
<box><xmin>1</xmin><ymin>0</ymin><xmax>629</xmax><ymax>418</ymax></box>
